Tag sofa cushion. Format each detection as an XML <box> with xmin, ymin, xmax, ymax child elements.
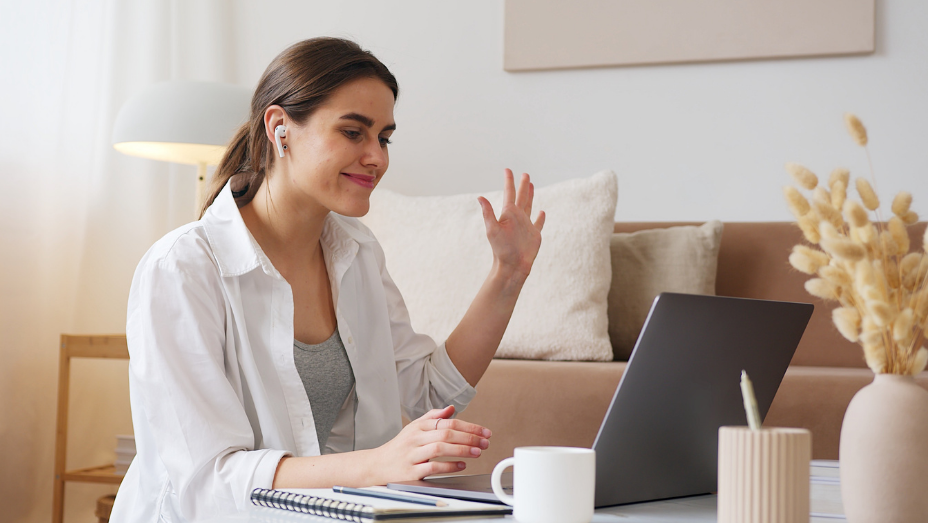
<box><xmin>362</xmin><ymin>171</ymin><xmax>618</xmax><ymax>361</ymax></box>
<box><xmin>607</xmin><ymin>221</ymin><xmax>723</xmax><ymax>361</ymax></box>
<box><xmin>614</xmin><ymin>222</ymin><xmax>927</xmax><ymax>368</ymax></box>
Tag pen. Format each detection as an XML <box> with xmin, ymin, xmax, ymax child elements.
<box><xmin>740</xmin><ymin>370</ymin><xmax>763</xmax><ymax>431</ymax></box>
<box><xmin>332</xmin><ymin>486</ymin><xmax>449</xmax><ymax>507</ymax></box>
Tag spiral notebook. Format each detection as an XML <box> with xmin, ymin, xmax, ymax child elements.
<box><xmin>251</xmin><ymin>487</ymin><xmax>511</xmax><ymax>521</ymax></box>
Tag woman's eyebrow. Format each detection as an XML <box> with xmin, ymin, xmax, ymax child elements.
<box><xmin>340</xmin><ymin>112</ymin><xmax>396</xmax><ymax>132</ymax></box>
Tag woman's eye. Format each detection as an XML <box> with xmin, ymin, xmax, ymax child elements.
<box><xmin>343</xmin><ymin>130</ymin><xmax>361</xmax><ymax>140</ymax></box>
<box><xmin>379</xmin><ymin>136</ymin><xmax>392</xmax><ymax>147</ymax></box>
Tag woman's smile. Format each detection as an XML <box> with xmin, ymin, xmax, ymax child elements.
<box><xmin>341</xmin><ymin>172</ymin><xmax>376</xmax><ymax>189</ymax></box>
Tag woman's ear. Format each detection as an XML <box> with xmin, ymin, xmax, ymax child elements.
<box><xmin>263</xmin><ymin>105</ymin><xmax>288</xmax><ymax>148</ymax></box>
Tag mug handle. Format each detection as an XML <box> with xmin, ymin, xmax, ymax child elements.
<box><xmin>491</xmin><ymin>457</ymin><xmax>516</xmax><ymax>506</ymax></box>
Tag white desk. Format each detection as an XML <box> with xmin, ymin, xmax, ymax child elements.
<box><xmin>208</xmin><ymin>494</ymin><xmax>844</xmax><ymax>522</ymax></box>
<box><xmin>208</xmin><ymin>494</ymin><xmax>717</xmax><ymax>523</ymax></box>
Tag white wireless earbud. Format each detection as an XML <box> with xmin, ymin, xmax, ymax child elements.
<box><xmin>274</xmin><ymin>125</ymin><xmax>287</xmax><ymax>158</ymax></box>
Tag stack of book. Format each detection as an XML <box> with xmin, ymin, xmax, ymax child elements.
<box><xmin>810</xmin><ymin>459</ymin><xmax>844</xmax><ymax>521</ymax></box>
<box><xmin>114</xmin><ymin>435</ymin><xmax>136</xmax><ymax>475</ymax></box>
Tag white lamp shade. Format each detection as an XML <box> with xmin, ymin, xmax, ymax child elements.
<box><xmin>112</xmin><ymin>81</ymin><xmax>251</xmax><ymax>166</ymax></box>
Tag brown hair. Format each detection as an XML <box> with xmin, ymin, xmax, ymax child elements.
<box><xmin>201</xmin><ymin>37</ymin><xmax>398</xmax><ymax>216</ymax></box>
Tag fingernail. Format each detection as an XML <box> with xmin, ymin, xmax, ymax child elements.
<box><xmin>458</xmin><ymin>462</ymin><xmax>466</xmax><ymax>469</ymax></box>
<box><xmin>479</xmin><ymin>438</ymin><xmax>489</xmax><ymax>449</ymax></box>
<box><xmin>470</xmin><ymin>447</ymin><xmax>481</xmax><ymax>456</ymax></box>
<box><xmin>483</xmin><ymin>429</ymin><xmax>492</xmax><ymax>438</ymax></box>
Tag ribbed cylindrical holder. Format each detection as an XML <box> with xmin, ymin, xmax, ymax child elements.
<box><xmin>718</xmin><ymin>427</ymin><xmax>811</xmax><ymax>523</ymax></box>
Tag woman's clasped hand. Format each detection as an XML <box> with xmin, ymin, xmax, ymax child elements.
<box><xmin>370</xmin><ymin>406</ymin><xmax>492</xmax><ymax>482</ymax></box>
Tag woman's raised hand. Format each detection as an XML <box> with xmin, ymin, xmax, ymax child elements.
<box><xmin>477</xmin><ymin>169</ymin><xmax>545</xmax><ymax>279</ymax></box>
<box><xmin>370</xmin><ymin>406</ymin><xmax>491</xmax><ymax>484</ymax></box>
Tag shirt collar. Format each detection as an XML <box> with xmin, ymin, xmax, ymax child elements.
<box><xmin>202</xmin><ymin>182</ymin><xmax>377</xmax><ymax>278</ymax></box>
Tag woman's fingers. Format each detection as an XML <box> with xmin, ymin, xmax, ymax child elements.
<box><xmin>420</xmin><ymin>416</ymin><xmax>491</xmax><ymax>438</ymax></box>
<box><xmin>477</xmin><ymin>197</ymin><xmax>499</xmax><ymax>233</ymax></box>
<box><xmin>418</xmin><ymin>405</ymin><xmax>455</xmax><ymax>421</ymax></box>
<box><xmin>426</xmin><ymin>427</ymin><xmax>490</xmax><ymax>449</ymax></box>
<box><xmin>514</xmin><ymin>172</ymin><xmax>530</xmax><ymax>212</ymax></box>
<box><xmin>534</xmin><ymin>209</ymin><xmax>546</xmax><ymax>232</ymax></box>
<box><xmin>502</xmin><ymin>168</ymin><xmax>516</xmax><ymax>205</ymax></box>
<box><xmin>415</xmin><ymin>460</ymin><xmax>467</xmax><ymax>477</ymax></box>
<box><xmin>412</xmin><ymin>441</ymin><xmax>484</xmax><ymax>464</ymax></box>
<box><xmin>523</xmin><ymin>178</ymin><xmax>534</xmax><ymax>217</ymax></box>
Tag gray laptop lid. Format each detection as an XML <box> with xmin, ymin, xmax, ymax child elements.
<box><xmin>592</xmin><ymin>293</ymin><xmax>812</xmax><ymax>506</ymax></box>
<box><xmin>389</xmin><ymin>293</ymin><xmax>813</xmax><ymax>508</ymax></box>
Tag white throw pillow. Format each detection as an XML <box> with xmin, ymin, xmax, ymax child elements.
<box><xmin>360</xmin><ymin>171</ymin><xmax>618</xmax><ymax>361</ymax></box>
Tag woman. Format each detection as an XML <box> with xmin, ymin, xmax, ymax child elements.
<box><xmin>111</xmin><ymin>37</ymin><xmax>544</xmax><ymax>521</ymax></box>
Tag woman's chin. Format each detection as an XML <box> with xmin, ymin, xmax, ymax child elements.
<box><xmin>334</xmin><ymin>200</ymin><xmax>371</xmax><ymax>218</ymax></box>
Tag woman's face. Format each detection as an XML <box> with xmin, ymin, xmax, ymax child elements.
<box><xmin>277</xmin><ymin>76</ymin><xmax>396</xmax><ymax>218</ymax></box>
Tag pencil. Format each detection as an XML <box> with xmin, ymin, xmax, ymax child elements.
<box><xmin>740</xmin><ymin>370</ymin><xmax>763</xmax><ymax>431</ymax></box>
<box><xmin>332</xmin><ymin>486</ymin><xmax>449</xmax><ymax>507</ymax></box>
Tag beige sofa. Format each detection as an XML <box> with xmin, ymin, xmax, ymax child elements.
<box><xmin>456</xmin><ymin>221</ymin><xmax>928</xmax><ymax>475</ymax></box>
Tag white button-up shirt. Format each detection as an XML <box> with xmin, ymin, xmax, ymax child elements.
<box><xmin>111</xmin><ymin>184</ymin><xmax>477</xmax><ymax>522</ymax></box>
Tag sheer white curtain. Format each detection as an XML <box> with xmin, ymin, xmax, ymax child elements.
<box><xmin>0</xmin><ymin>1</ymin><xmax>238</xmax><ymax>520</ymax></box>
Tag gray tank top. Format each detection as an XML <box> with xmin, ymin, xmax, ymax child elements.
<box><xmin>293</xmin><ymin>329</ymin><xmax>355</xmax><ymax>452</ymax></box>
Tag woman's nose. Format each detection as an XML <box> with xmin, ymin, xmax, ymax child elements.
<box><xmin>361</xmin><ymin>138</ymin><xmax>387</xmax><ymax>168</ymax></box>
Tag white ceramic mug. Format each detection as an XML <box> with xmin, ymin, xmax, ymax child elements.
<box><xmin>491</xmin><ymin>446</ymin><xmax>595</xmax><ymax>523</ymax></box>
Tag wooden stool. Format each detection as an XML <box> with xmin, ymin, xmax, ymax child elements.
<box><xmin>95</xmin><ymin>495</ymin><xmax>116</xmax><ymax>523</ymax></box>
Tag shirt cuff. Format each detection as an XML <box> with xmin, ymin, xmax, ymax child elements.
<box><xmin>251</xmin><ymin>449</ymin><xmax>293</xmax><ymax>491</ymax></box>
<box><xmin>430</xmin><ymin>342</ymin><xmax>478</xmax><ymax>414</ymax></box>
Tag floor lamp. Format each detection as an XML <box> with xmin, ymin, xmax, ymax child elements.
<box><xmin>112</xmin><ymin>81</ymin><xmax>251</xmax><ymax>217</ymax></box>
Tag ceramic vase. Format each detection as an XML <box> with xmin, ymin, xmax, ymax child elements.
<box><xmin>839</xmin><ymin>374</ymin><xmax>928</xmax><ymax>523</ymax></box>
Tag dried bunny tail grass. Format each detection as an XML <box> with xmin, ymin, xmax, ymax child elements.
<box><xmin>845</xmin><ymin>113</ymin><xmax>869</xmax><ymax>146</ymax></box>
<box><xmin>786</xmin><ymin>163</ymin><xmax>819</xmax><ymax>190</ymax></box>
<box><xmin>903</xmin><ymin>210</ymin><xmax>919</xmax><ymax>225</ymax></box>
<box><xmin>879</xmin><ymin>230</ymin><xmax>900</xmax><ymax>257</ymax></box>
<box><xmin>819</xmin><ymin>221</ymin><xmax>840</xmax><ymax>240</ymax></box>
<box><xmin>813</xmin><ymin>187</ymin><xmax>832</xmax><ymax>205</ymax></box>
<box><xmin>797</xmin><ymin>213</ymin><xmax>822</xmax><ymax>244</ymax></box>
<box><xmin>783</xmin><ymin>186</ymin><xmax>811</xmax><ymax>218</ymax></box>
<box><xmin>862</xmin><ymin>338</ymin><xmax>887</xmax><ymax>374</ymax></box>
<box><xmin>856</xmin><ymin>259</ymin><xmax>878</xmax><ymax>290</ymax></box>
<box><xmin>900</xmin><ymin>253</ymin><xmax>923</xmax><ymax>290</ymax></box>
<box><xmin>892</xmin><ymin>191</ymin><xmax>913</xmax><ymax>217</ymax></box>
<box><xmin>867</xmin><ymin>299</ymin><xmax>894</xmax><ymax>327</ymax></box>
<box><xmin>885</xmin><ymin>261</ymin><xmax>902</xmax><ymax>289</ymax></box>
<box><xmin>831</xmin><ymin>182</ymin><xmax>847</xmax><ymax>210</ymax></box>
<box><xmin>861</xmin><ymin>223</ymin><xmax>878</xmax><ymax>243</ymax></box>
<box><xmin>820</xmin><ymin>235</ymin><xmax>866</xmax><ymax>262</ymax></box>
<box><xmin>820</xmin><ymin>265</ymin><xmax>853</xmax><ymax>288</ymax></box>
<box><xmin>843</xmin><ymin>200</ymin><xmax>870</xmax><ymax>228</ymax></box>
<box><xmin>925</xmin><ymin>225</ymin><xmax>928</xmax><ymax>254</ymax></box>
<box><xmin>833</xmin><ymin>307</ymin><xmax>861</xmax><ymax>342</ymax></box>
<box><xmin>888</xmin><ymin>216</ymin><xmax>910</xmax><ymax>254</ymax></box>
<box><xmin>829</xmin><ymin>167</ymin><xmax>851</xmax><ymax>188</ymax></box>
<box><xmin>908</xmin><ymin>347</ymin><xmax>928</xmax><ymax>375</ymax></box>
<box><xmin>814</xmin><ymin>200</ymin><xmax>844</xmax><ymax>229</ymax></box>
<box><xmin>914</xmin><ymin>287</ymin><xmax>928</xmax><ymax>322</ymax></box>
<box><xmin>856</xmin><ymin>178</ymin><xmax>880</xmax><ymax>211</ymax></box>
<box><xmin>893</xmin><ymin>308</ymin><xmax>916</xmax><ymax>343</ymax></box>
<box><xmin>805</xmin><ymin>278</ymin><xmax>839</xmax><ymax>301</ymax></box>
<box><xmin>872</xmin><ymin>259</ymin><xmax>894</xmax><ymax>297</ymax></box>
<box><xmin>789</xmin><ymin>245</ymin><xmax>830</xmax><ymax>274</ymax></box>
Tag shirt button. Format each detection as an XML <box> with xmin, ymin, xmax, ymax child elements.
<box><xmin>347</xmin><ymin>337</ymin><xmax>354</xmax><ymax>345</ymax></box>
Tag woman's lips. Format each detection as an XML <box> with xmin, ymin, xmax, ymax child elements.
<box><xmin>342</xmin><ymin>173</ymin><xmax>375</xmax><ymax>189</ymax></box>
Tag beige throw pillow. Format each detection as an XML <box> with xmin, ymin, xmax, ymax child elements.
<box><xmin>361</xmin><ymin>171</ymin><xmax>618</xmax><ymax>361</ymax></box>
<box><xmin>608</xmin><ymin>221</ymin><xmax>724</xmax><ymax>361</ymax></box>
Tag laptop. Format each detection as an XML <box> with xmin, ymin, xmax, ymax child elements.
<box><xmin>388</xmin><ymin>293</ymin><xmax>813</xmax><ymax>508</ymax></box>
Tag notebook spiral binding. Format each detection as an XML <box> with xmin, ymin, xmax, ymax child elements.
<box><xmin>251</xmin><ymin>488</ymin><xmax>374</xmax><ymax>522</ymax></box>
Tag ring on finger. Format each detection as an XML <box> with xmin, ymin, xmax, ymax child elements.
<box><xmin>435</xmin><ymin>419</ymin><xmax>442</xmax><ymax>431</ymax></box>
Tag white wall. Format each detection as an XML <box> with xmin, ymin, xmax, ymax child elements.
<box><xmin>231</xmin><ymin>0</ymin><xmax>928</xmax><ymax>222</ymax></box>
